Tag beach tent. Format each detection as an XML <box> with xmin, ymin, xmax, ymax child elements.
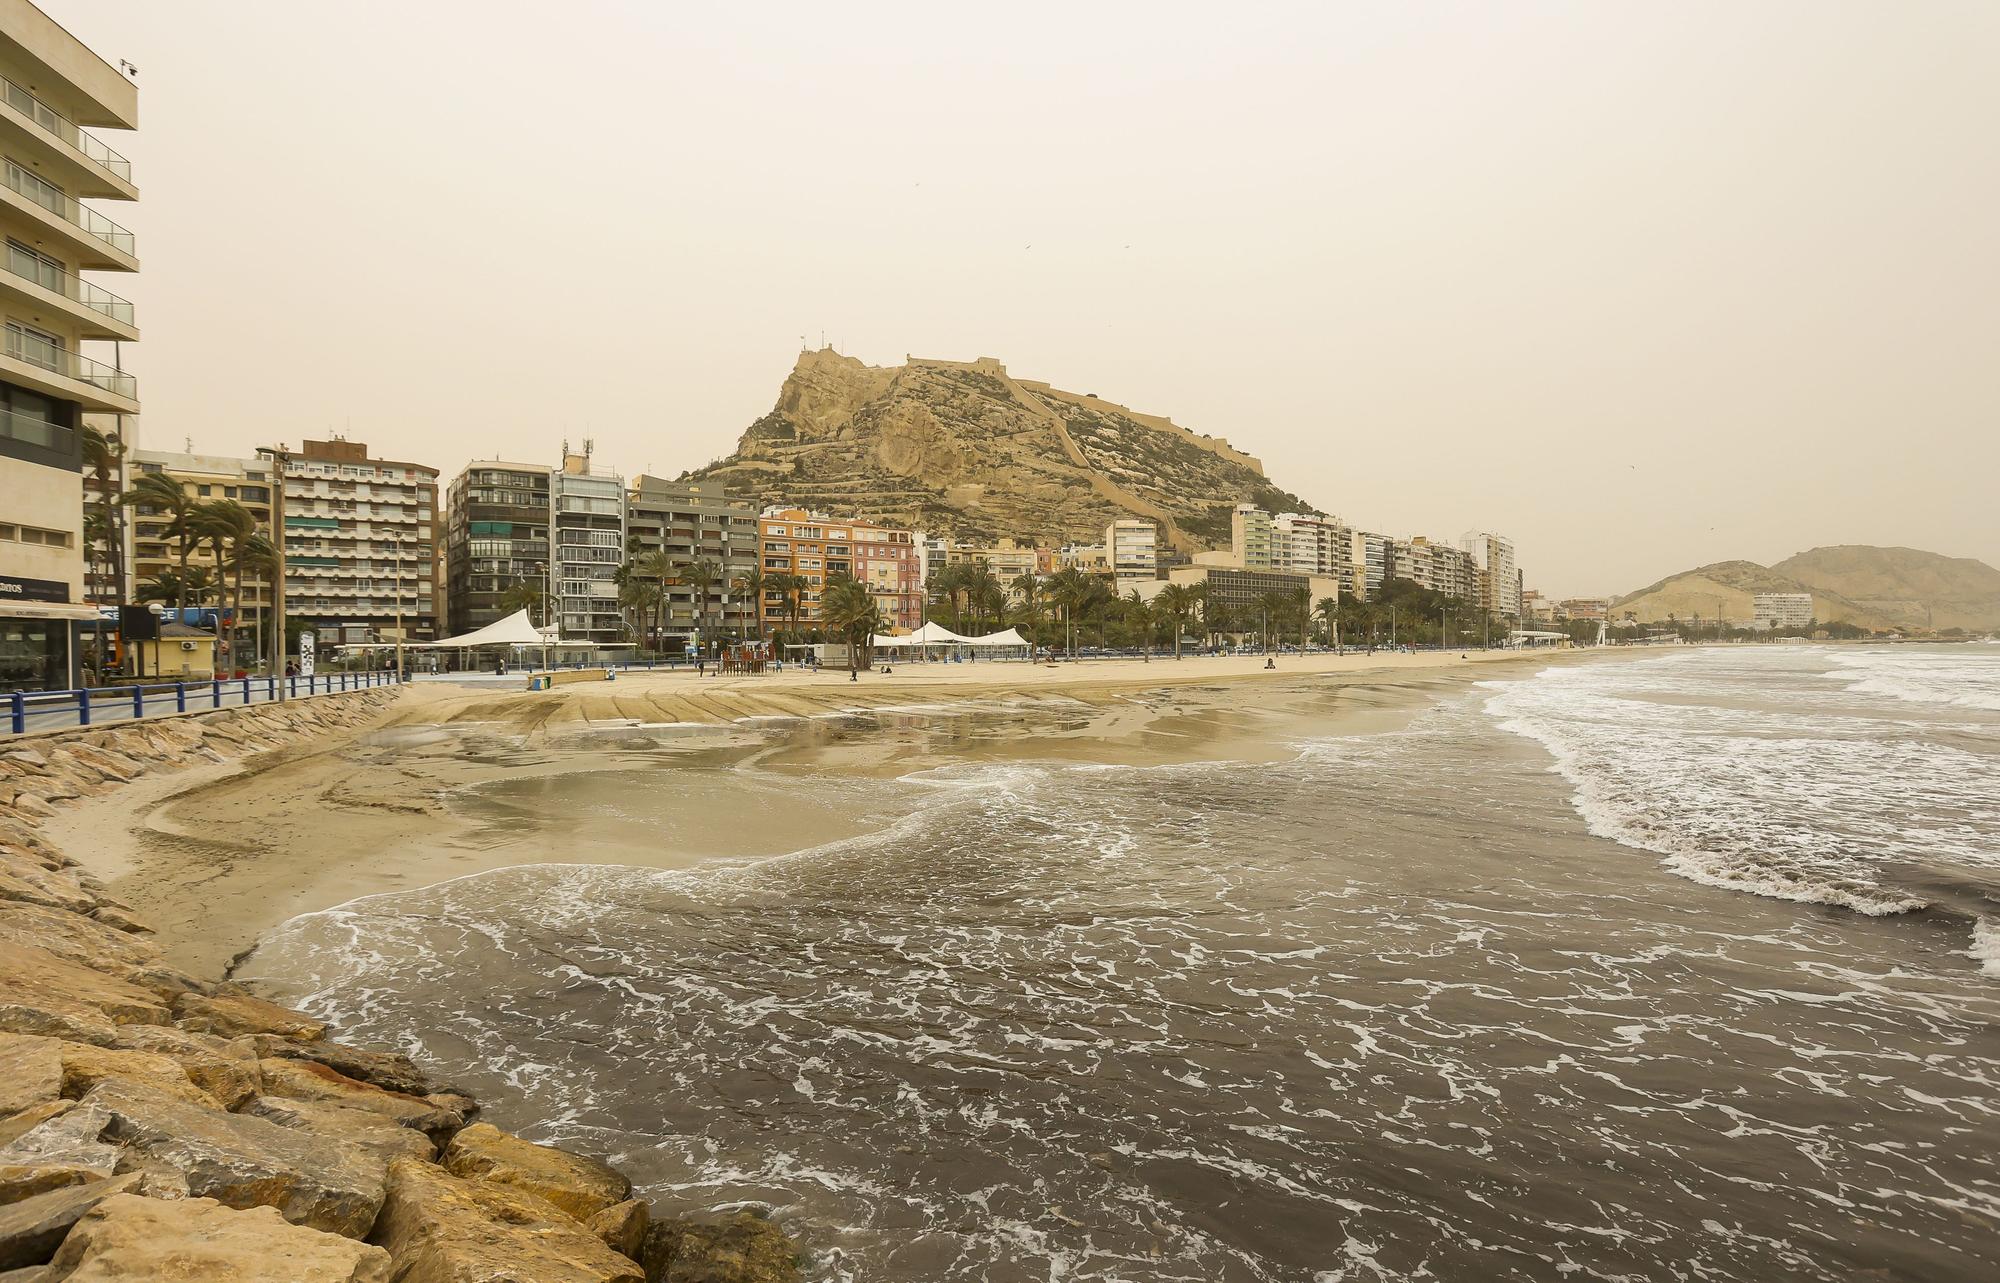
<box><xmin>409</xmin><ymin>609</ymin><xmax>550</xmax><ymax>649</ymax></box>
<box><xmin>961</xmin><ymin>626</ymin><xmax>1032</xmax><ymax>658</ymax></box>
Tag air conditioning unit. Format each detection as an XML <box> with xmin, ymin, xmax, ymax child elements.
<box><xmin>180</xmin><ymin>640</ymin><xmax>197</xmax><ymax>652</ymax></box>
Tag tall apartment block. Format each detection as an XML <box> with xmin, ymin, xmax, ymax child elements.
<box><xmin>1231</xmin><ymin>504</ymin><xmax>1273</xmax><ymax>569</ymax></box>
<box><xmin>757</xmin><ymin>508</ymin><xmax>922</xmax><ymax>634</ymax></box>
<box><xmin>854</xmin><ymin>519</ymin><xmax>923</xmax><ymax>632</ymax></box>
<box><xmin>1391</xmin><ymin>535</ymin><xmax>1477</xmax><ymax>601</ymax></box>
<box><xmin>551</xmin><ymin>451</ymin><xmax>625</xmax><ymax>645</ymax></box>
<box><xmin>1348</xmin><ymin>530</ymin><xmax>1391</xmax><ymax>601</ymax></box>
<box><xmin>625</xmin><ymin>475</ymin><xmax>758</xmax><ymax>645</ymax></box>
<box><xmin>129</xmin><ymin>449</ymin><xmax>273</xmax><ymax>654</ymax></box>
<box><xmin>1106</xmin><ymin>518</ymin><xmax>1158</xmax><ymax>592</ymax></box>
<box><xmin>1459</xmin><ymin>530</ymin><xmax>1521</xmax><ymax>617</ymax></box>
<box><xmin>281</xmin><ymin>439</ymin><xmax>440</xmax><ymax>646</ymax></box>
<box><xmin>0</xmin><ymin>3</ymin><xmax>136</xmax><ymax>690</ymax></box>
<box><xmin>444</xmin><ymin>461</ymin><xmax>550</xmax><ymax>635</ymax></box>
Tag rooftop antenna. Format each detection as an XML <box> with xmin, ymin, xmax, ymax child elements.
<box><xmin>118</xmin><ymin>59</ymin><xmax>137</xmax><ymax>78</ymax></box>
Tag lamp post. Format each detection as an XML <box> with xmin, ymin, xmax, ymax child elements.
<box><xmin>254</xmin><ymin>444</ymin><xmax>290</xmax><ymax>698</ymax></box>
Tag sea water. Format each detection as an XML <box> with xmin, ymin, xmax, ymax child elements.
<box><xmin>244</xmin><ymin>646</ymin><xmax>2000</xmax><ymax>1281</ymax></box>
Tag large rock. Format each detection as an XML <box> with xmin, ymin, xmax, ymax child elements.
<box><xmin>640</xmin><ymin>1212</ymin><xmax>803</xmax><ymax>1283</ymax></box>
<box><xmin>0</xmin><ymin>1102</ymin><xmax>72</xmax><ymax>1150</ymax></box>
<box><xmin>0</xmin><ymin>1174</ymin><xmax>138</xmax><ymax>1269</ymax></box>
<box><xmin>440</xmin><ymin>1124</ymin><xmax>630</xmax><ymax>1222</ymax></box>
<box><xmin>172</xmin><ymin>992</ymin><xmax>326</xmax><ymax>1042</ymax></box>
<box><xmin>237</xmin><ymin>1035</ymin><xmax>448</xmax><ymax>1098</ymax></box>
<box><xmin>0</xmin><ymin>943</ymin><xmax>169</xmax><ymax>1045</ymax></box>
<box><xmin>55</xmin><ymin>1042</ymin><xmax>222</xmax><ymax>1110</ymax></box>
<box><xmin>0</xmin><ymin>861</ymin><xmax>95</xmax><ymax>917</ymax></box>
<box><xmin>586</xmin><ymin>1199</ymin><xmax>650</xmax><ymax>1259</ymax></box>
<box><xmin>44</xmin><ymin>1194</ymin><xmax>390</xmax><ymax>1282</ymax></box>
<box><xmin>245</xmin><ymin>1097</ymin><xmax>437</xmax><ymax>1167</ymax></box>
<box><xmin>0</xmin><ymin>904</ymin><xmax>160</xmax><ymax>975</ymax></box>
<box><xmin>0</xmin><ymin>1102</ymin><xmax>121</xmax><ymax>1185</ymax></box>
<box><xmin>77</xmin><ymin>1080</ymin><xmax>387</xmax><ymax>1237</ymax></box>
<box><xmin>255</xmin><ymin>1059</ymin><xmax>461</xmax><ymax>1138</ymax></box>
<box><xmin>369</xmin><ymin>1159</ymin><xmax>643</xmax><ymax>1283</ymax></box>
<box><xmin>108</xmin><ymin>1027</ymin><xmax>258</xmax><ymax>1109</ymax></box>
<box><xmin>0</xmin><ymin>1036</ymin><xmax>62</xmax><ymax>1118</ymax></box>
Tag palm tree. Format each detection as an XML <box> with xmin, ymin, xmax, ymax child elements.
<box><xmin>628</xmin><ymin>550</ymin><xmax>674</xmax><ymax>651</ymax></box>
<box><xmin>618</xmin><ymin>578</ymin><xmax>661</xmax><ymax>644</ymax></box>
<box><xmin>1010</xmin><ymin>571</ymin><xmax>1040</xmax><ymax>610</ymax></box>
<box><xmin>961</xmin><ymin>565</ymin><xmax>1003</xmax><ymax>634</ymax></box>
<box><xmin>124</xmin><ymin>472</ymin><xmax>196</xmax><ymax>615</ymax></box>
<box><xmin>927</xmin><ymin>562</ymin><xmax>966</xmax><ymax>629</ymax></box>
<box><xmin>203</xmin><ymin>501</ymin><xmax>259</xmax><ymax>673</ymax></box>
<box><xmin>239</xmin><ymin>533</ymin><xmax>279</xmax><ymax>668</ymax></box>
<box><xmin>1316</xmin><ymin>596</ymin><xmax>1342</xmax><ymax>655</ymax></box>
<box><xmin>1158</xmin><ymin>583</ymin><xmax>1197</xmax><ymax>659</ymax></box>
<box><xmin>80</xmin><ymin>424</ymin><xmax>126</xmax><ymax>606</ymax></box>
<box><xmin>733</xmin><ymin>563</ymin><xmax>767</xmax><ymax>642</ymax></box>
<box><xmin>186</xmin><ymin>501</ymin><xmax>239</xmax><ymax>670</ymax></box>
<box><xmin>136</xmin><ymin>566</ymin><xmax>210</xmax><ymax>607</ymax></box>
<box><xmin>820</xmin><ymin>574</ymin><xmax>883</xmax><ymax>682</ymax></box>
<box><xmin>1125</xmin><ymin>589</ymin><xmax>1154</xmax><ymax>661</ymax></box>
<box><xmin>1046</xmin><ymin>566</ymin><xmax>1088</xmax><ymax>658</ymax></box>
<box><xmin>683</xmin><ymin>557</ymin><xmax>719</xmax><ymax>655</ymax></box>
<box><xmin>498</xmin><ymin>579</ymin><xmax>546</xmax><ymax>628</ymax></box>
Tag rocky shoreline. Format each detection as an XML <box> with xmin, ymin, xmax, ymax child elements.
<box><xmin>0</xmin><ymin>689</ymin><xmax>802</xmax><ymax>1282</ymax></box>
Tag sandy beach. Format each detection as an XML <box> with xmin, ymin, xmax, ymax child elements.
<box><xmin>42</xmin><ymin>646</ymin><xmax>1622</xmax><ymax>978</ymax></box>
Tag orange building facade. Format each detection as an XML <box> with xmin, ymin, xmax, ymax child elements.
<box><xmin>757</xmin><ymin>508</ymin><xmax>923</xmax><ymax>633</ymax></box>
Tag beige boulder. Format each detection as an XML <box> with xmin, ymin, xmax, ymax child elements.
<box><xmin>440</xmin><ymin>1123</ymin><xmax>631</xmax><ymax>1222</ymax></box>
<box><xmin>76</xmin><ymin>1080</ymin><xmax>387</xmax><ymax>1238</ymax></box>
<box><xmin>0</xmin><ymin>902</ymin><xmax>160</xmax><ymax>974</ymax></box>
<box><xmin>45</xmin><ymin>1194</ymin><xmax>390</xmax><ymax>1282</ymax></box>
<box><xmin>0</xmin><ymin>942</ymin><xmax>170</xmax><ymax>1044</ymax></box>
<box><xmin>48</xmin><ymin>1040</ymin><xmax>221</xmax><ymax>1110</ymax></box>
<box><xmin>0</xmin><ymin>1101</ymin><xmax>72</xmax><ymax>1149</ymax></box>
<box><xmin>368</xmin><ymin>1158</ymin><xmax>643</xmax><ymax>1283</ymax></box>
<box><xmin>0</xmin><ymin>1035</ymin><xmax>63</xmax><ymax>1118</ymax></box>
<box><xmin>236</xmin><ymin>1034</ymin><xmax>448</xmax><ymax>1098</ymax></box>
<box><xmin>172</xmin><ymin>991</ymin><xmax>326</xmax><ymax>1042</ymax></box>
<box><xmin>254</xmin><ymin>1059</ymin><xmax>461</xmax><ymax>1137</ymax></box>
<box><xmin>245</xmin><ymin>1096</ymin><xmax>437</xmax><ymax>1166</ymax></box>
<box><xmin>0</xmin><ymin>1173</ymin><xmax>139</xmax><ymax>1270</ymax></box>
<box><xmin>108</xmin><ymin>1027</ymin><xmax>259</xmax><ymax>1109</ymax></box>
<box><xmin>586</xmin><ymin>1199</ymin><xmax>650</xmax><ymax>1259</ymax></box>
<box><xmin>0</xmin><ymin>1105</ymin><xmax>122</xmax><ymax>1190</ymax></box>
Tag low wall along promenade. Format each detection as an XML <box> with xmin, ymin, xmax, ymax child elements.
<box><xmin>0</xmin><ymin>684</ymin><xmax>802</xmax><ymax>1281</ymax></box>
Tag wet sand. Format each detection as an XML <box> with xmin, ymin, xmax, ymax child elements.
<box><xmin>46</xmin><ymin>647</ymin><xmax>1627</xmax><ymax>978</ymax></box>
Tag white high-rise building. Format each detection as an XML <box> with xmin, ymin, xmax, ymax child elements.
<box><xmin>1459</xmin><ymin>530</ymin><xmax>1521</xmax><ymax>617</ymax></box>
<box><xmin>1348</xmin><ymin>530</ymin><xmax>1391</xmax><ymax>600</ymax></box>
<box><xmin>1106</xmin><ymin>518</ymin><xmax>1158</xmax><ymax>590</ymax></box>
<box><xmin>1271</xmin><ymin>512</ymin><xmax>1352</xmax><ymax>586</ymax></box>
<box><xmin>552</xmin><ymin>450</ymin><xmax>626</xmax><ymax>645</ymax></box>
<box><xmin>0</xmin><ymin>3</ymin><xmax>138</xmax><ymax>690</ymax></box>
<box><xmin>1231</xmin><ymin>504</ymin><xmax>1273</xmax><ymax>569</ymax></box>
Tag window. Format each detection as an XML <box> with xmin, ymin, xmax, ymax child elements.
<box><xmin>4</xmin><ymin>320</ymin><xmax>64</xmax><ymax>372</ymax></box>
<box><xmin>6</xmin><ymin>239</ymin><xmax>63</xmax><ymax>291</ymax></box>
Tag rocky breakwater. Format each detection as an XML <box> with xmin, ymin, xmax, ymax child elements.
<box><xmin>0</xmin><ymin>690</ymin><xmax>802</xmax><ymax>1282</ymax></box>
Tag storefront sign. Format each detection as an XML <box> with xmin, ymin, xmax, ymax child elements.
<box><xmin>0</xmin><ymin>575</ymin><xmax>68</xmax><ymax>604</ymax></box>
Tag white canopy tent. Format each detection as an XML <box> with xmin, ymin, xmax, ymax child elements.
<box><xmin>406</xmin><ymin>609</ymin><xmax>554</xmax><ymax>650</ymax></box>
<box><xmin>868</xmin><ymin>622</ymin><xmax>1032</xmax><ymax>659</ymax></box>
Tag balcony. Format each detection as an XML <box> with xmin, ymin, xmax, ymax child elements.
<box><xmin>0</xmin><ymin>74</ymin><xmax>136</xmax><ymax>198</ymax></box>
<box><xmin>0</xmin><ymin>406</ymin><xmax>72</xmax><ymax>452</ymax></box>
<box><xmin>0</xmin><ymin>246</ymin><xmax>136</xmax><ymax>340</ymax></box>
<box><xmin>0</xmin><ymin>326</ymin><xmax>137</xmax><ymax>412</ymax></box>
<box><xmin>0</xmin><ymin>162</ymin><xmax>137</xmax><ymax>270</ymax></box>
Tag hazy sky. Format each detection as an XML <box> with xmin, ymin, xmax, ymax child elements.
<box><xmin>45</xmin><ymin>1</ymin><xmax>1999</xmax><ymax>596</ymax></box>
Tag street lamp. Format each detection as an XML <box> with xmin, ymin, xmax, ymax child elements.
<box><xmin>254</xmin><ymin>444</ymin><xmax>290</xmax><ymax>698</ymax></box>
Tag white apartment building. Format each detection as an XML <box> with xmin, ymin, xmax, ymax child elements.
<box><xmin>1459</xmin><ymin>530</ymin><xmax>1521</xmax><ymax>617</ymax></box>
<box><xmin>1753</xmin><ymin>592</ymin><xmax>1813</xmax><ymax>630</ymax></box>
<box><xmin>0</xmin><ymin>3</ymin><xmax>137</xmax><ymax>690</ymax></box>
<box><xmin>1392</xmin><ymin>536</ymin><xmax>1478</xmax><ymax>602</ymax></box>
<box><xmin>551</xmin><ymin>451</ymin><xmax>626</xmax><ymax>645</ymax></box>
<box><xmin>1231</xmin><ymin>504</ymin><xmax>1273</xmax><ymax>569</ymax></box>
<box><xmin>1106</xmin><ymin>518</ymin><xmax>1158</xmax><ymax>591</ymax></box>
<box><xmin>1273</xmin><ymin>512</ymin><xmax>1352</xmax><ymax>584</ymax></box>
<box><xmin>282</xmin><ymin>438</ymin><xmax>440</xmax><ymax>647</ymax></box>
<box><xmin>1348</xmin><ymin>530</ymin><xmax>1391</xmax><ymax>600</ymax></box>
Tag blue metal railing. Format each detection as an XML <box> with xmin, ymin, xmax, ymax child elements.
<box><xmin>6</xmin><ymin>669</ymin><xmax>405</xmax><ymax>737</ymax></box>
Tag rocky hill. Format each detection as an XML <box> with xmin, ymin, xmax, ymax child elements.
<box><xmin>1612</xmin><ymin>546</ymin><xmax>2000</xmax><ymax>631</ymax></box>
<box><xmin>689</xmin><ymin>349</ymin><xmax>1317</xmax><ymax>551</ymax></box>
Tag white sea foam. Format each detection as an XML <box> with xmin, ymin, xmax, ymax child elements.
<box><xmin>1487</xmin><ymin>647</ymin><xmax>2000</xmax><ymax>931</ymax></box>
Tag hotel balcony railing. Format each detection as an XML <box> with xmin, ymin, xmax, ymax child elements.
<box><xmin>1</xmin><ymin>163</ymin><xmax>135</xmax><ymax>256</ymax></box>
<box><xmin>0</xmin><ymin>407</ymin><xmax>71</xmax><ymax>450</ymax></box>
<box><xmin>1</xmin><ymin>251</ymin><xmax>134</xmax><ymax>326</ymax></box>
<box><xmin>4</xmin><ymin>328</ymin><xmax>136</xmax><ymax>399</ymax></box>
<box><xmin>0</xmin><ymin>76</ymin><xmax>133</xmax><ymax>182</ymax></box>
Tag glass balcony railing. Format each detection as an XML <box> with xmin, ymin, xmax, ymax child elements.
<box><xmin>3</xmin><ymin>326</ymin><xmax>137</xmax><ymax>400</ymax></box>
<box><xmin>0</xmin><ymin>406</ymin><xmax>73</xmax><ymax>450</ymax></box>
<box><xmin>0</xmin><ymin>246</ymin><xmax>134</xmax><ymax>326</ymax></box>
<box><xmin>0</xmin><ymin>75</ymin><xmax>132</xmax><ymax>181</ymax></box>
<box><xmin>1</xmin><ymin>163</ymin><xmax>135</xmax><ymax>256</ymax></box>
